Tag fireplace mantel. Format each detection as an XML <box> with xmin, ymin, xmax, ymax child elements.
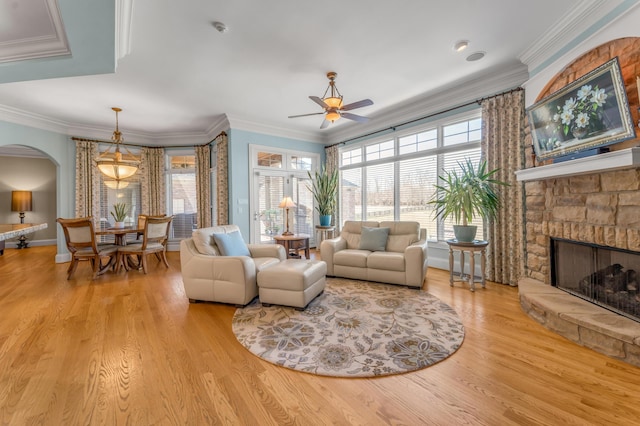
<box><xmin>515</xmin><ymin>147</ymin><xmax>640</xmax><ymax>182</ymax></box>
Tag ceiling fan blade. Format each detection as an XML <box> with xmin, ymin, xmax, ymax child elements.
<box><xmin>341</xmin><ymin>112</ymin><xmax>370</xmax><ymax>123</ymax></box>
<box><xmin>310</xmin><ymin>96</ymin><xmax>329</xmax><ymax>109</ymax></box>
<box><xmin>341</xmin><ymin>99</ymin><xmax>373</xmax><ymax>111</ymax></box>
<box><xmin>288</xmin><ymin>112</ymin><xmax>325</xmax><ymax>118</ymax></box>
<box><xmin>320</xmin><ymin>119</ymin><xmax>331</xmax><ymax>129</ymax></box>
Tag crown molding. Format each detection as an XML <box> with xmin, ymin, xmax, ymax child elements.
<box><xmin>226</xmin><ymin>115</ymin><xmax>326</xmax><ymax>144</ymax></box>
<box><xmin>518</xmin><ymin>0</ymin><xmax>628</xmax><ymax>74</ymax></box>
<box><xmin>0</xmin><ymin>104</ymin><xmax>213</xmax><ymax>146</ymax></box>
<box><xmin>326</xmin><ymin>62</ymin><xmax>529</xmax><ymax>144</ymax></box>
<box><xmin>0</xmin><ymin>0</ymin><xmax>71</xmax><ymax>64</ymax></box>
<box><xmin>116</xmin><ymin>0</ymin><xmax>134</xmax><ymax>61</ymax></box>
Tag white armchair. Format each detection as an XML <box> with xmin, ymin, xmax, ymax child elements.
<box><xmin>180</xmin><ymin>225</ymin><xmax>286</xmax><ymax>306</ymax></box>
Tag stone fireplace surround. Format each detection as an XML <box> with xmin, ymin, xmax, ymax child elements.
<box><xmin>517</xmin><ymin>149</ymin><xmax>640</xmax><ymax>367</ymax></box>
<box><xmin>515</xmin><ymin>37</ymin><xmax>640</xmax><ymax>367</ymax></box>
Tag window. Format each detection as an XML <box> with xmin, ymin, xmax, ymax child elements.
<box><xmin>168</xmin><ymin>153</ymin><xmax>197</xmax><ymax>239</ymax></box>
<box><xmin>99</xmin><ymin>175</ymin><xmax>141</xmax><ymax>239</ymax></box>
<box><xmin>338</xmin><ymin>113</ymin><xmax>482</xmax><ymax>242</ymax></box>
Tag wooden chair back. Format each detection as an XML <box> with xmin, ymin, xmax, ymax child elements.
<box><xmin>141</xmin><ymin>216</ymin><xmax>173</xmax><ymax>250</ymax></box>
<box><xmin>57</xmin><ymin>217</ymin><xmax>98</xmax><ymax>254</ymax></box>
<box><xmin>137</xmin><ymin>214</ymin><xmax>166</xmax><ymax>239</ymax></box>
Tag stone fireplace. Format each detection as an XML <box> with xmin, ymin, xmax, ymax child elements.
<box><xmin>517</xmin><ymin>149</ymin><xmax>640</xmax><ymax>366</ymax></box>
<box><xmin>516</xmin><ymin>37</ymin><xmax>640</xmax><ymax>367</ymax></box>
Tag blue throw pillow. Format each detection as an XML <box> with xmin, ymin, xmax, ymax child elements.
<box><xmin>212</xmin><ymin>230</ymin><xmax>251</xmax><ymax>256</ymax></box>
<box><xmin>358</xmin><ymin>227</ymin><xmax>390</xmax><ymax>251</ymax></box>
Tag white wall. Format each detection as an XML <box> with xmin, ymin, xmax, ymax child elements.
<box><xmin>0</xmin><ymin>121</ymin><xmax>74</xmax><ymax>261</ymax></box>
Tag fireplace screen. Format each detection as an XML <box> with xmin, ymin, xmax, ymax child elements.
<box><xmin>552</xmin><ymin>238</ymin><xmax>640</xmax><ymax>322</ymax></box>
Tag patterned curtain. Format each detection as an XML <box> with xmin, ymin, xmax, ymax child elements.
<box><xmin>140</xmin><ymin>147</ymin><xmax>166</xmax><ymax>215</ymax></box>
<box><xmin>214</xmin><ymin>132</ymin><xmax>229</xmax><ymax>225</ymax></box>
<box><xmin>195</xmin><ymin>144</ymin><xmax>212</xmax><ymax>228</ymax></box>
<box><xmin>324</xmin><ymin>144</ymin><xmax>340</xmax><ymax>229</ymax></box>
<box><xmin>74</xmin><ymin>140</ymin><xmax>100</xmax><ymax>224</ymax></box>
<box><xmin>481</xmin><ymin>89</ymin><xmax>525</xmax><ymax>286</ymax></box>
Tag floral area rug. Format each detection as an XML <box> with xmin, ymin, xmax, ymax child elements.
<box><xmin>232</xmin><ymin>278</ymin><xmax>465</xmax><ymax>377</ymax></box>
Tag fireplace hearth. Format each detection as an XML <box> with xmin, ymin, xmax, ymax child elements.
<box><xmin>552</xmin><ymin>238</ymin><xmax>640</xmax><ymax>322</ymax></box>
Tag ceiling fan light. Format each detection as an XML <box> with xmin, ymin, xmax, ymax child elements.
<box><xmin>324</xmin><ymin>96</ymin><xmax>343</xmax><ymax>108</ymax></box>
<box><xmin>326</xmin><ymin>111</ymin><xmax>340</xmax><ymax>122</ymax></box>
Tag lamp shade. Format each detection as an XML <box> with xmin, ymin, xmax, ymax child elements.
<box><xmin>96</xmin><ymin>158</ymin><xmax>139</xmax><ymax>180</ymax></box>
<box><xmin>323</xmin><ymin>96</ymin><xmax>343</xmax><ymax>108</ymax></box>
<box><xmin>278</xmin><ymin>196</ymin><xmax>296</xmax><ymax>208</ymax></box>
<box><xmin>325</xmin><ymin>111</ymin><xmax>340</xmax><ymax>122</ymax></box>
<box><xmin>11</xmin><ymin>191</ymin><xmax>32</xmax><ymax>212</ymax></box>
<box><xmin>104</xmin><ymin>180</ymin><xmax>130</xmax><ymax>189</ymax></box>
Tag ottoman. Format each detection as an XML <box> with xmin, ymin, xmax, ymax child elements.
<box><xmin>257</xmin><ymin>259</ymin><xmax>327</xmax><ymax>309</ymax></box>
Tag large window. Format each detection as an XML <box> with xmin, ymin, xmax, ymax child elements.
<box><xmin>339</xmin><ymin>113</ymin><xmax>482</xmax><ymax>242</ymax></box>
<box><xmin>168</xmin><ymin>154</ymin><xmax>197</xmax><ymax>239</ymax></box>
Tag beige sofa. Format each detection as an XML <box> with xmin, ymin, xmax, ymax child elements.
<box><xmin>180</xmin><ymin>225</ymin><xmax>286</xmax><ymax>305</ymax></box>
<box><xmin>320</xmin><ymin>221</ymin><xmax>428</xmax><ymax>288</ymax></box>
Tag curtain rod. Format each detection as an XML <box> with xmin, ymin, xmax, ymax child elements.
<box><xmin>330</xmin><ymin>87</ymin><xmax>523</xmax><ymax>148</ymax></box>
<box><xmin>71</xmin><ymin>131</ymin><xmax>227</xmax><ymax>149</ymax></box>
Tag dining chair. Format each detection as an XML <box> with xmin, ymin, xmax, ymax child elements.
<box><xmin>56</xmin><ymin>217</ymin><xmax>119</xmax><ymax>279</ymax></box>
<box><xmin>136</xmin><ymin>214</ymin><xmax>166</xmax><ymax>240</ymax></box>
<box><xmin>116</xmin><ymin>216</ymin><xmax>173</xmax><ymax>274</ymax></box>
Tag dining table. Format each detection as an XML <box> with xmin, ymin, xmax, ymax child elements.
<box><xmin>95</xmin><ymin>226</ymin><xmax>143</xmax><ymax>246</ymax></box>
<box><xmin>95</xmin><ymin>226</ymin><xmax>144</xmax><ymax>271</ymax></box>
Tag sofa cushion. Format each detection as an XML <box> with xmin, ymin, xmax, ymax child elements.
<box><xmin>367</xmin><ymin>251</ymin><xmax>405</xmax><ymax>272</ymax></box>
<box><xmin>212</xmin><ymin>230</ymin><xmax>251</xmax><ymax>256</ymax></box>
<box><xmin>192</xmin><ymin>228</ymin><xmax>219</xmax><ymax>255</ymax></box>
<box><xmin>381</xmin><ymin>221</ymin><xmax>420</xmax><ymax>253</ymax></box>
<box><xmin>359</xmin><ymin>226</ymin><xmax>390</xmax><ymax>251</ymax></box>
<box><xmin>341</xmin><ymin>221</ymin><xmax>380</xmax><ymax>249</ymax></box>
<box><xmin>334</xmin><ymin>249</ymin><xmax>370</xmax><ymax>268</ymax></box>
<box><xmin>192</xmin><ymin>225</ymin><xmax>241</xmax><ymax>255</ymax></box>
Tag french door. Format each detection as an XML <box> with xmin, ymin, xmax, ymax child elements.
<box><xmin>252</xmin><ymin>171</ymin><xmax>314</xmax><ymax>244</ymax></box>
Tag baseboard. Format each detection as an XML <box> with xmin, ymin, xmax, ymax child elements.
<box><xmin>4</xmin><ymin>239</ymin><xmax>56</xmax><ymax>248</ymax></box>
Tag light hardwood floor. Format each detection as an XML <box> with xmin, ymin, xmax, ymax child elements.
<box><xmin>1</xmin><ymin>246</ymin><xmax>639</xmax><ymax>425</ymax></box>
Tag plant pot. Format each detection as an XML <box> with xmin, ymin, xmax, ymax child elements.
<box><xmin>319</xmin><ymin>215</ymin><xmax>332</xmax><ymax>227</ymax></box>
<box><xmin>453</xmin><ymin>225</ymin><xmax>477</xmax><ymax>242</ymax></box>
<box><xmin>114</xmin><ymin>221</ymin><xmax>125</xmax><ymax>229</ymax></box>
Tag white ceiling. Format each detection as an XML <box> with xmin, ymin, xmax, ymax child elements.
<box><xmin>0</xmin><ymin>0</ymin><xmax>633</xmax><ymax>146</ymax></box>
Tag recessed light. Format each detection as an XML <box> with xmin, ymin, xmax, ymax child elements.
<box><xmin>466</xmin><ymin>51</ymin><xmax>485</xmax><ymax>62</ymax></box>
<box><xmin>453</xmin><ymin>40</ymin><xmax>469</xmax><ymax>52</ymax></box>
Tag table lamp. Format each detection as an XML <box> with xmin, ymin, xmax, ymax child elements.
<box><xmin>278</xmin><ymin>196</ymin><xmax>296</xmax><ymax>236</ymax></box>
<box><xmin>11</xmin><ymin>190</ymin><xmax>33</xmax><ymax>249</ymax></box>
<box><xmin>11</xmin><ymin>191</ymin><xmax>32</xmax><ymax>224</ymax></box>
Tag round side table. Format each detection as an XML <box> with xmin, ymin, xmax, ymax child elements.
<box><xmin>446</xmin><ymin>239</ymin><xmax>489</xmax><ymax>292</ymax></box>
<box><xmin>315</xmin><ymin>225</ymin><xmax>335</xmax><ymax>252</ymax></box>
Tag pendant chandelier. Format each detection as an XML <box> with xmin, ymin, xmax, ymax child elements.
<box><xmin>96</xmin><ymin>107</ymin><xmax>139</xmax><ymax>181</ymax></box>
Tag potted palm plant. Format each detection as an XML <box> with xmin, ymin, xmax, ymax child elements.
<box><xmin>110</xmin><ymin>202</ymin><xmax>129</xmax><ymax>228</ymax></box>
<box><xmin>307</xmin><ymin>166</ymin><xmax>339</xmax><ymax>226</ymax></box>
<box><xmin>429</xmin><ymin>158</ymin><xmax>508</xmax><ymax>242</ymax></box>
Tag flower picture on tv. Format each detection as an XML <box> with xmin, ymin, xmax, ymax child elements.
<box><xmin>527</xmin><ymin>57</ymin><xmax>636</xmax><ymax>161</ymax></box>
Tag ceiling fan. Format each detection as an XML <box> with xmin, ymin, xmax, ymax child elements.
<box><xmin>288</xmin><ymin>72</ymin><xmax>373</xmax><ymax>129</ymax></box>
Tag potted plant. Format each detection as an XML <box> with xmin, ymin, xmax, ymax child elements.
<box><xmin>307</xmin><ymin>165</ymin><xmax>339</xmax><ymax>227</ymax></box>
<box><xmin>429</xmin><ymin>158</ymin><xmax>508</xmax><ymax>242</ymax></box>
<box><xmin>110</xmin><ymin>202</ymin><xmax>129</xmax><ymax>228</ymax></box>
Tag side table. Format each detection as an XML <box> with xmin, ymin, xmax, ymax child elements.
<box><xmin>273</xmin><ymin>234</ymin><xmax>310</xmax><ymax>259</ymax></box>
<box><xmin>315</xmin><ymin>225</ymin><xmax>335</xmax><ymax>251</ymax></box>
<box><xmin>446</xmin><ymin>239</ymin><xmax>488</xmax><ymax>292</ymax></box>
